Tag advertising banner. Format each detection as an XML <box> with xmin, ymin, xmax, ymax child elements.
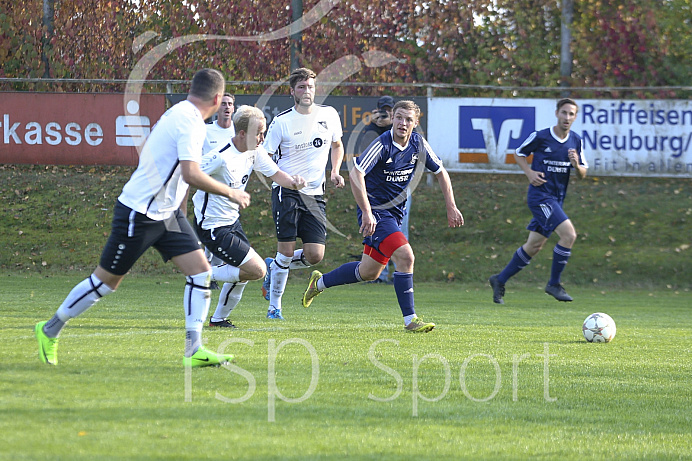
<box><xmin>167</xmin><ymin>94</ymin><xmax>428</xmax><ymax>157</ymax></box>
<box><xmin>0</xmin><ymin>93</ymin><xmax>167</xmax><ymax>166</ymax></box>
<box><xmin>428</xmin><ymin>98</ymin><xmax>692</xmax><ymax>177</ymax></box>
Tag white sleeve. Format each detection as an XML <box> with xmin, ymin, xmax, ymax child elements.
<box><xmin>254</xmin><ymin>146</ymin><xmax>280</xmax><ymax>178</ymax></box>
<box><xmin>330</xmin><ymin>107</ymin><xmax>343</xmax><ymax>142</ymax></box>
<box><xmin>177</xmin><ymin>114</ymin><xmax>205</xmax><ymax>162</ymax></box>
<box><xmin>198</xmin><ymin>149</ymin><xmax>225</xmax><ymax>175</ymax></box>
<box><xmin>263</xmin><ymin>118</ymin><xmax>283</xmax><ymax>155</ymax></box>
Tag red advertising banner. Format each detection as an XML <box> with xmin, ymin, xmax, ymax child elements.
<box><xmin>0</xmin><ymin>93</ymin><xmax>167</xmax><ymax>166</ymax></box>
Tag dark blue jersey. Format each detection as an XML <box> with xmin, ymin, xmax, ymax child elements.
<box><xmin>356</xmin><ymin>130</ymin><xmax>443</xmax><ymax>222</ymax></box>
<box><xmin>516</xmin><ymin>127</ymin><xmax>587</xmax><ymax>203</ymax></box>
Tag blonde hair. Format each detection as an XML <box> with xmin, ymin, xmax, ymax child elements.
<box><xmin>233</xmin><ymin>105</ymin><xmax>266</xmax><ymax>133</ymax></box>
<box><xmin>392</xmin><ymin>100</ymin><xmax>421</xmax><ymax>119</ymax></box>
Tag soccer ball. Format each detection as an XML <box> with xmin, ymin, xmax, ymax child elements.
<box><xmin>582</xmin><ymin>313</ymin><xmax>616</xmax><ymax>343</ymax></box>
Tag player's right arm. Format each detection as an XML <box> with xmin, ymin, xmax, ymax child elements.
<box><xmin>349</xmin><ymin>168</ymin><xmax>376</xmax><ymax>237</ymax></box>
<box><xmin>180</xmin><ymin>160</ymin><xmax>250</xmax><ymax>209</ymax></box>
<box><xmin>514</xmin><ymin>154</ymin><xmax>546</xmax><ymax>187</ymax></box>
<box><xmin>515</xmin><ymin>132</ymin><xmax>546</xmax><ymax>186</ymax></box>
<box><xmin>270</xmin><ymin>171</ymin><xmax>307</xmax><ymax>191</ymax></box>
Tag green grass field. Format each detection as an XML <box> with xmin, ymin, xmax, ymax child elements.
<box><xmin>2</xmin><ymin>275</ymin><xmax>690</xmax><ymax>460</ymax></box>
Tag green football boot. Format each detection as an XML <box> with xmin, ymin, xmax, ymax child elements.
<box><xmin>404</xmin><ymin>316</ymin><xmax>436</xmax><ymax>333</ymax></box>
<box><xmin>35</xmin><ymin>321</ymin><xmax>59</xmax><ymax>365</ymax></box>
<box><xmin>302</xmin><ymin>270</ymin><xmax>323</xmax><ymax>308</ymax></box>
<box><xmin>183</xmin><ymin>346</ymin><xmax>234</xmax><ymax>368</ymax></box>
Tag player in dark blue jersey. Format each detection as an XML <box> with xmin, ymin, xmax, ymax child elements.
<box><xmin>301</xmin><ymin>100</ymin><xmax>464</xmax><ymax>332</ymax></box>
<box><xmin>489</xmin><ymin>98</ymin><xmax>588</xmax><ymax>304</ymax></box>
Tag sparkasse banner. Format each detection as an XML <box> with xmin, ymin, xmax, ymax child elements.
<box><xmin>428</xmin><ymin>98</ymin><xmax>692</xmax><ymax>178</ymax></box>
<box><xmin>0</xmin><ymin>93</ymin><xmax>167</xmax><ymax>166</ymax></box>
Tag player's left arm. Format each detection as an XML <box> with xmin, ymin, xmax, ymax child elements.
<box><xmin>422</xmin><ymin>137</ymin><xmax>463</xmax><ymax>228</ymax></box>
<box><xmin>569</xmin><ymin>140</ymin><xmax>587</xmax><ymax>179</ymax></box>
<box><xmin>330</xmin><ymin>139</ymin><xmax>345</xmax><ymax>189</ymax></box>
<box><xmin>435</xmin><ymin>167</ymin><xmax>464</xmax><ymax>228</ymax></box>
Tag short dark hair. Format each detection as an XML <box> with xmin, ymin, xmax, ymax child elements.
<box><xmin>557</xmin><ymin>98</ymin><xmax>578</xmax><ymax>112</ymax></box>
<box><xmin>392</xmin><ymin>100</ymin><xmax>421</xmax><ymax>120</ymax></box>
<box><xmin>189</xmin><ymin>69</ymin><xmax>225</xmax><ymax>101</ymax></box>
<box><xmin>223</xmin><ymin>93</ymin><xmax>235</xmax><ymax>103</ymax></box>
<box><xmin>289</xmin><ymin>67</ymin><xmax>316</xmax><ymax>90</ymax></box>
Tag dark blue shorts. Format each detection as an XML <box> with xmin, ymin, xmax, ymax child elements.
<box><xmin>272</xmin><ymin>187</ymin><xmax>327</xmax><ymax>244</ymax></box>
<box><xmin>195</xmin><ymin>220</ymin><xmax>251</xmax><ymax>267</ymax></box>
<box><xmin>526</xmin><ymin>198</ymin><xmax>569</xmax><ymax>238</ymax></box>
<box><xmin>100</xmin><ymin>201</ymin><xmax>201</xmax><ymax>275</ymax></box>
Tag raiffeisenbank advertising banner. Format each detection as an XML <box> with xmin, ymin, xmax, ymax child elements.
<box><xmin>0</xmin><ymin>93</ymin><xmax>167</xmax><ymax>166</ymax></box>
<box><xmin>428</xmin><ymin>98</ymin><xmax>692</xmax><ymax>178</ymax></box>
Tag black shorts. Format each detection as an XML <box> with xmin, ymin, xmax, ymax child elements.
<box><xmin>100</xmin><ymin>201</ymin><xmax>202</xmax><ymax>275</ymax></box>
<box><xmin>271</xmin><ymin>187</ymin><xmax>327</xmax><ymax>244</ymax></box>
<box><xmin>195</xmin><ymin>220</ymin><xmax>252</xmax><ymax>267</ymax></box>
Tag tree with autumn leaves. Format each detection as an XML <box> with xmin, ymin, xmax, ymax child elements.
<box><xmin>1</xmin><ymin>0</ymin><xmax>690</xmax><ymax>97</ymax></box>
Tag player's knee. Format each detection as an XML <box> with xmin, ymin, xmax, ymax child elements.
<box><xmin>242</xmin><ymin>257</ymin><xmax>267</xmax><ymax>281</ymax></box>
<box><xmin>563</xmin><ymin>230</ymin><xmax>577</xmax><ymax>246</ymax></box>
<box><xmin>358</xmin><ymin>265</ymin><xmax>382</xmax><ymax>281</ymax></box>
<box><xmin>249</xmin><ymin>265</ymin><xmax>266</xmax><ymax>281</ymax></box>
<box><xmin>303</xmin><ymin>249</ymin><xmax>324</xmax><ymax>265</ymax></box>
<box><xmin>391</xmin><ymin>248</ymin><xmax>414</xmax><ymax>271</ymax></box>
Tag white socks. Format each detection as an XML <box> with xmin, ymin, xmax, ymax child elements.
<box><xmin>269</xmin><ymin>253</ymin><xmax>293</xmax><ymax>311</ymax></box>
<box><xmin>211</xmin><ymin>282</ymin><xmax>247</xmax><ymax>321</ymax></box>
<box><xmin>211</xmin><ymin>264</ymin><xmax>241</xmax><ymax>283</ymax></box>
<box><xmin>55</xmin><ymin>274</ymin><xmax>114</xmax><ymax>321</ymax></box>
<box><xmin>184</xmin><ymin>271</ymin><xmax>211</xmax><ymax>356</ymax></box>
<box><xmin>288</xmin><ymin>249</ymin><xmax>312</xmax><ymax>270</ymax></box>
<box><xmin>44</xmin><ymin>274</ymin><xmax>114</xmax><ymax>338</ymax></box>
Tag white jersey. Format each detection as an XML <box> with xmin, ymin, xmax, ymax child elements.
<box><xmin>193</xmin><ymin>141</ymin><xmax>279</xmax><ymax>229</ymax></box>
<box><xmin>263</xmin><ymin>105</ymin><xmax>342</xmax><ymax>196</ymax></box>
<box><xmin>118</xmin><ymin>100</ymin><xmax>205</xmax><ymax>220</ymax></box>
<box><xmin>203</xmin><ymin>120</ymin><xmax>235</xmax><ymax>154</ymax></box>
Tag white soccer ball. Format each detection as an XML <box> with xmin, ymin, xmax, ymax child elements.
<box><xmin>582</xmin><ymin>312</ymin><xmax>616</xmax><ymax>343</ymax></box>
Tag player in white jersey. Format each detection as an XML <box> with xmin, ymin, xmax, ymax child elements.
<box><xmin>35</xmin><ymin>69</ymin><xmax>251</xmax><ymax>368</ymax></box>
<box><xmin>202</xmin><ymin>93</ymin><xmax>235</xmax><ymax>269</ymax></box>
<box><xmin>260</xmin><ymin>67</ymin><xmax>345</xmax><ymax>320</ymax></box>
<box><xmin>192</xmin><ymin>106</ymin><xmax>306</xmax><ymax>328</ymax></box>
<box><xmin>202</xmin><ymin>93</ymin><xmax>236</xmax><ymax>154</ymax></box>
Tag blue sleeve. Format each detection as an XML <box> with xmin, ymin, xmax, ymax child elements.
<box><xmin>355</xmin><ymin>137</ymin><xmax>385</xmax><ymax>175</ymax></box>
<box><xmin>421</xmin><ymin>136</ymin><xmax>443</xmax><ymax>173</ymax></box>
<box><xmin>516</xmin><ymin>131</ymin><xmax>539</xmax><ymax>156</ymax></box>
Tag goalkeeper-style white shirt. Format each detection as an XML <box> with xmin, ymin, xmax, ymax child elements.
<box><xmin>262</xmin><ymin>105</ymin><xmax>342</xmax><ymax>196</ymax></box>
<box><xmin>193</xmin><ymin>141</ymin><xmax>279</xmax><ymax>230</ymax></box>
<box><xmin>118</xmin><ymin>100</ymin><xmax>205</xmax><ymax>220</ymax></box>
<box><xmin>203</xmin><ymin>120</ymin><xmax>236</xmax><ymax>154</ymax></box>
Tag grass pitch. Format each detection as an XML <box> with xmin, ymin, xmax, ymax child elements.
<box><xmin>1</xmin><ymin>275</ymin><xmax>690</xmax><ymax>460</ymax></box>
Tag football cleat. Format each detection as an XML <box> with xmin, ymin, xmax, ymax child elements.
<box><xmin>35</xmin><ymin>321</ymin><xmax>59</xmax><ymax>365</ymax></box>
<box><xmin>404</xmin><ymin>316</ymin><xmax>436</xmax><ymax>333</ymax></box>
<box><xmin>545</xmin><ymin>283</ymin><xmax>573</xmax><ymax>302</ymax></box>
<box><xmin>302</xmin><ymin>270</ymin><xmax>323</xmax><ymax>308</ymax></box>
<box><xmin>488</xmin><ymin>274</ymin><xmax>505</xmax><ymax>304</ymax></box>
<box><xmin>208</xmin><ymin>319</ymin><xmax>237</xmax><ymax>328</ymax></box>
<box><xmin>261</xmin><ymin>257</ymin><xmax>273</xmax><ymax>301</ymax></box>
<box><xmin>266</xmin><ymin>308</ymin><xmax>284</xmax><ymax>320</ymax></box>
<box><xmin>183</xmin><ymin>346</ymin><xmax>234</xmax><ymax>368</ymax></box>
